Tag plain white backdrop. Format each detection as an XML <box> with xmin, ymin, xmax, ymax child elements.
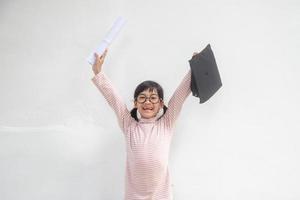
<box><xmin>0</xmin><ymin>0</ymin><xmax>299</xmax><ymax>199</ymax></box>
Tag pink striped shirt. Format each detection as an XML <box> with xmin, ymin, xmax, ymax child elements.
<box><xmin>91</xmin><ymin>69</ymin><xmax>191</xmax><ymax>200</ymax></box>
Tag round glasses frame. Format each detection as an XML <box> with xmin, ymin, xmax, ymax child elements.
<box><xmin>136</xmin><ymin>94</ymin><xmax>162</xmax><ymax>104</ymax></box>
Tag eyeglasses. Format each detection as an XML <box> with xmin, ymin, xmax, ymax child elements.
<box><xmin>136</xmin><ymin>94</ymin><xmax>161</xmax><ymax>104</ymax></box>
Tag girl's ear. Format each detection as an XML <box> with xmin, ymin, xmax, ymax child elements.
<box><xmin>134</xmin><ymin>101</ymin><xmax>137</xmax><ymax>108</ymax></box>
<box><xmin>160</xmin><ymin>100</ymin><xmax>164</xmax><ymax>108</ymax></box>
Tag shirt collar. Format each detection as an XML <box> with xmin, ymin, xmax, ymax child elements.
<box><xmin>139</xmin><ymin>116</ymin><xmax>159</xmax><ymax>123</ymax></box>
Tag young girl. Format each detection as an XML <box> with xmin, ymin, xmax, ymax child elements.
<box><xmin>91</xmin><ymin>49</ymin><xmax>198</xmax><ymax>200</ymax></box>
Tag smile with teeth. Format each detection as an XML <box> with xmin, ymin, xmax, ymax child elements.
<box><xmin>143</xmin><ymin>107</ymin><xmax>153</xmax><ymax>111</ymax></box>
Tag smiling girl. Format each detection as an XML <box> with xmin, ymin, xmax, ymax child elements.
<box><xmin>91</xmin><ymin>48</ymin><xmax>198</xmax><ymax>200</ymax></box>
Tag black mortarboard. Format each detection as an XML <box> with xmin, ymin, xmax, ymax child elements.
<box><xmin>189</xmin><ymin>44</ymin><xmax>222</xmax><ymax>103</ymax></box>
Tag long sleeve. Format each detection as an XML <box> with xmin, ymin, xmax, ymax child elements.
<box><xmin>163</xmin><ymin>69</ymin><xmax>192</xmax><ymax>129</ymax></box>
<box><xmin>91</xmin><ymin>72</ymin><xmax>133</xmax><ymax>134</ymax></box>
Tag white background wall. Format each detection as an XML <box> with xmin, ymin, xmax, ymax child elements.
<box><xmin>0</xmin><ymin>0</ymin><xmax>299</xmax><ymax>199</ymax></box>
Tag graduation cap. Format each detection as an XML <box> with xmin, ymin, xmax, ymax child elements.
<box><xmin>189</xmin><ymin>44</ymin><xmax>222</xmax><ymax>103</ymax></box>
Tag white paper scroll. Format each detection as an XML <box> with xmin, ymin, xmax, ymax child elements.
<box><xmin>87</xmin><ymin>16</ymin><xmax>127</xmax><ymax>65</ymax></box>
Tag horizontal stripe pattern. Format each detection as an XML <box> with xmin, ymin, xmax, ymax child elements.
<box><xmin>91</xmin><ymin>69</ymin><xmax>191</xmax><ymax>200</ymax></box>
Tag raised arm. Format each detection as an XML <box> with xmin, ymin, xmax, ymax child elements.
<box><xmin>90</xmin><ymin>49</ymin><xmax>133</xmax><ymax>134</ymax></box>
<box><xmin>163</xmin><ymin>69</ymin><xmax>192</xmax><ymax>129</ymax></box>
<box><xmin>91</xmin><ymin>72</ymin><xmax>133</xmax><ymax>134</ymax></box>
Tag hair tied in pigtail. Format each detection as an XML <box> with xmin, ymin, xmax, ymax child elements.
<box><xmin>130</xmin><ymin>108</ymin><xmax>139</xmax><ymax>121</ymax></box>
<box><xmin>157</xmin><ymin>105</ymin><xmax>168</xmax><ymax>120</ymax></box>
<box><xmin>163</xmin><ymin>105</ymin><xmax>168</xmax><ymax>114</ymax></box>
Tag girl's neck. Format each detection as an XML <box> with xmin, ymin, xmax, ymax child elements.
<box><xmin>139</xmin><ymin>116</ymin><xmax>158</xmax><ymax>123</ymax></box>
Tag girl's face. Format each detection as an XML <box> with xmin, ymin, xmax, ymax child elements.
<box><xmin>134</xmin><ymin>88</ymin><xmax>164</xmax><ymax>119</ymax></box>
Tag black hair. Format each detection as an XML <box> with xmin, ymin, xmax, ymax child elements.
<box><xmin>130</xmin><ymin>80</ymin><xmax>168</xmax><ymax>121</ymax></box>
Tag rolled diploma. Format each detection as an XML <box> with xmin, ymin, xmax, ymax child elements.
<box><xmin>87</xmin><ymin>16</ymin><xmax>126</xmax><ymax>65</ymax></box>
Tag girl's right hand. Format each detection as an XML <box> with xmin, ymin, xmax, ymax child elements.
<box><xmin>192</xmin><ymin>52</ymin><xmax>199</xmax><ymax>58</ymax></box>
<box><xmin>92</xmin><ymin>48</ymin><xmax>108</xmax><ymax>75</ymax></box>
